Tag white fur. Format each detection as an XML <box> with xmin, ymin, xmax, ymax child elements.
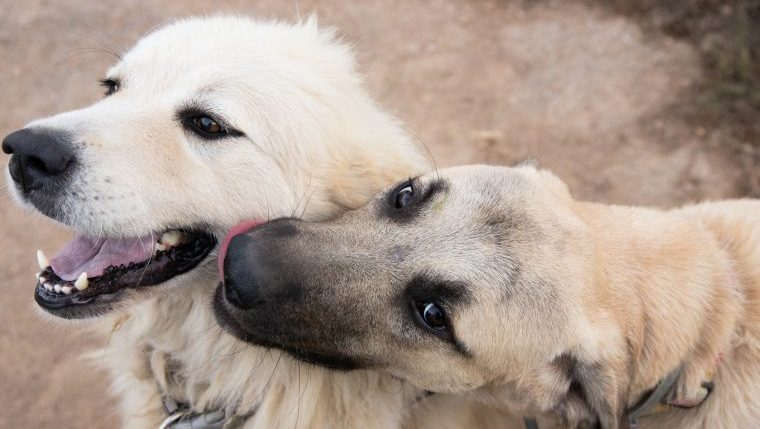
<box><xmin>10</xmin><ymin>16</ymin><xmax>443</xmax><ymax>428</ymax></box>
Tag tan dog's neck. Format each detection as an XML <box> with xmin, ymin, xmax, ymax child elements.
<box><xmin>574</xmin><ymin>201</ymin><xmax>744</xmax><ymax>422</ymax></box>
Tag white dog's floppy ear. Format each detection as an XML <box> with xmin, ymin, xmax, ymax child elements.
<box><xmin>326</xmin><ymin>156</ymin><xmax>425</xmax><ymax>210</ymax></box>
<box><xmin>323</xmin><ymin>136</ymin><xmax>429</xmax><ymax>210</ymax></box>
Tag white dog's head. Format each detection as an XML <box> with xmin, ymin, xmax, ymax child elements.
<box><xmin>3</xmin><ymin>16</ymin><xmax>428</xmax><ymax>319</ymax></box>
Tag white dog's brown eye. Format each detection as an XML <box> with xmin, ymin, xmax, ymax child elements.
<box><xmin>395</xmin><ymin>184</ymin><xmax>414</xmax><ymax>209</ymax></box>
<box><xmin>418</xmin><ymin>302</ymin><xmax>447</xmax><ymax>331</ymax></box>
<box><xmin>192</xmin><ymin>116</ymin><xmax>223</xmax><ymax>134</ymax></box>
<box><xmin>178</xmin><ymin>109</ymin><xmax>243</xmax><ymax>141</ymax></box>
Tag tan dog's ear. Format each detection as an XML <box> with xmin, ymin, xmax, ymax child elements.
<box><xmin>537</xmin><ymin>169</ymin><xmax>572</xmax><ymax>201</ymax></box>
<box><xmin>513</xmin><ymin>164</ymin><xmax>572</xmax><ymax>201</ymax></box>
<box><xmin>553</xmin><ymin>354</ymin><xmax>627</xmax><ymax>429</ymax></box>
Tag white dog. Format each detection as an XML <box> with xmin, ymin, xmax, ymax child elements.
<box><xmin>0</xmin><ymin>15</ymin><xmax>488</xmax><ymax>428</ymax></box>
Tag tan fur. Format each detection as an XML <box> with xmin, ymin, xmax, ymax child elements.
<box><xmin>487</xmin><ymin>174</ymin><xmax>760</xmax><ymax>428</ymax></box>
<box><xmin>476</xmin><ymin>173</ymin><xmax>760</xmax><ymax>428</ymax></box>
<box><xmin>216</xmin><ymin>165</ymin><xmax>760</xmax><ymax>428</ymax></box>
<box><xmin>547</xmin><ymin>198</ymin><xmax>756</xmax><ymax>427</ymax></box>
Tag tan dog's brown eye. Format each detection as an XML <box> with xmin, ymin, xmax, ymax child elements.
<box><xmin>416</xmin><ymin>302</ymin><xmax>447</xmax><ymax>331</ymax></box>
<box><xmin>395</xmin><ymin>184</ymin><xmax>414</xmax><ymax>208</ymax></box>
<box><xmin>192</xmin><ymin>116</ymin><xmax>223</xmax><ymax>134</ymax></box>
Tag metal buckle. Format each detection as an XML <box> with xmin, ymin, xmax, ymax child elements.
<box><xmin>158</xmin><ymin>409</ymin><xmax>226</xmax><ymax>429</ymax></box>
<box><xmin>159</xmin><ymin>411</ymin><xmax>189</xmax><ymax>429</ymax></box>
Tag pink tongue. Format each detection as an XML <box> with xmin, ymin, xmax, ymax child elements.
<box><xmin>50</xmin><ymin>234</ymin><xmax>155</xmax><ymax>281</ymax></box>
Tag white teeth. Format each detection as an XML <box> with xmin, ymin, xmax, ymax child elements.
<box><xmin>160</xmin><ymin>231</ymin><xmax>182</xmax><ymax>247</ymax></box>
<box><xmin>61</xmin><ymin>286</ymin><xmax>73</xmax><ymax>295</ymax></box>
<box><xmin>39</xmin><ymin>276</ymin><xmax>47</xmax><ymax>284</ymax></box>
<box><xmin>75</xmin><ymin>273</ymin><xmax>89</xmax><ymax>291</ymax></box>
<box><xmin>155</xmin><ymin>242</ymin><xmax>167</xmax><ymax>252</ymax></box>
<box><xmin>37</xmin><ymin>250</ymin><xmax>50</xmax><ymax>270</ymax></box>
<box><xmin>44</xmin><ymin>283</ymin><xmax>53</xmax><ymax>291</ymax></box>
<box><xmin>54</xmin><ymin>284</ymin><xmax>62</xmax><ymax>293</ymax></box>
<box><xmin>36</xmin><ymin>271</ymin><xmax>41</xmax><ymax>280</ymax></box>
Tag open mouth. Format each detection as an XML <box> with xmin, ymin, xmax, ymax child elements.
<box><xmin>34</xmin><ymin>229</ymin><xmax>216</xmax><ymax>318</ymax></box>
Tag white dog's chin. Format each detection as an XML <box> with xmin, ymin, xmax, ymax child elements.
<box><xmin>33</xmin><ymin>227</ymin><xmax>217</xmax><ymax>320</ymax></box>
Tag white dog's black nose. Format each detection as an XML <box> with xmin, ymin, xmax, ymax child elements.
<box><xmin>2</xmin><ymin>128</ymin><xmax>75</xmax><ymax>193</ymax></box>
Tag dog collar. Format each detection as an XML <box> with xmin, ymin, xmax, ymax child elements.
<box><xmin>158</xmin><ymin>395</ymin><xmax>258</xmax><ymax>429</ymax></box>
<box><xmin>626</xmin><ymin>366</ymin><xmax>682</xmax><ymax>427</ymax></box>
<box><xmin>159</xmin><ymin>396</ymin><xmax>223</xmax><ymax>429</ymax></box>
<box><xmin>627</xmin><ymin>365</ymin><xmax>713</xmax><ymax>427</ymax></box>
<box><xmin>157</xmin><ymin>367</ymin><xmax>712</xmax><ymax>429</ymax></box>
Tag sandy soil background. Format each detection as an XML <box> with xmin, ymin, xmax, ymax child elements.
<box><xmin>1</xmin><ymin>1</ymin><xmax>757</xmax><ymax>428</ymax></box>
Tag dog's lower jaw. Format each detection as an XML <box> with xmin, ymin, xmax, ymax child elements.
<box><xmin>93</xmin><ymin>277</ymin><xmax>418</xmax><ymax>429</ymax></box>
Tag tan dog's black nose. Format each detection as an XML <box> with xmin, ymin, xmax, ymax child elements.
<box><xmin>2</xmin><ymin>128</ymin><xmax>75</xmax><ymax>194</ymax></box>
<box><xmin>222</xmin><ymin>219</ymin><xmax>303</xmax><ymax>310</ymax></box>
<box><xmin>223</xmin><ymin>232</ymin><xmax>268</xmax><ymax>309</ymax></box>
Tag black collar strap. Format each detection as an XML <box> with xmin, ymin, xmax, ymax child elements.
<box><xmin>626</xmin><ymin>366</ymin><xmax>683</xmax><ymax>427</ymax></box>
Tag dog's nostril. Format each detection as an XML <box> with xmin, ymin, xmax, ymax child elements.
<box><xmin>223</xmin><ymin>278</ymin><xmax>251</xmax><ymax>309</ymax></box>
<box><xmin>7</xmin><ymin>156</ymin><xmax>26</xmax><ymax>187</ymax></box>
<box><xmin>2</xmin><ymin>128</ymin><xmax>76</xmax><ymax>193</ymax></box>
<box><xmin>27</xmin><ymin>156</ymin><xmax>50</xmax><ymax>175</ymax></box>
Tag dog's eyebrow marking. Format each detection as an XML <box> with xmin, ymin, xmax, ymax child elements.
<box><xmin>382</xmin><ymin>177</ymin><xmax>449</xmax><ymax>223</ymax></box>
<box><xmin>419</xmin><ymin>178</ymin><xmax>447</xmax><ymax>206</ymax></box>
<box><xmin>404</xmin><ymin>273</ymin><xmax>471</xmax><ymax>305</ymax></box>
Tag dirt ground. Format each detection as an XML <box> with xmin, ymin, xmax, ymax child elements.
<box><xmin>0</xmin><ymin>1</ymin><xmax>756</xmax><ymax>428</ymax></box>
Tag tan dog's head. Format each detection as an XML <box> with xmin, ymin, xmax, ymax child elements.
<box><xmin>2</xmin><ymin>16</ymin><xmax>427</xmax><ymax>319</ymax></box>
<box><xmin>216</xmin><ymin>165</ymin><xmax>628</xmax><ymax>426</ymax></box>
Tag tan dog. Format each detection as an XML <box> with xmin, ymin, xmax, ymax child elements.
<box><xmin>216</xmin><ymin>164</ymin><xmax>760</xmax><ymax>428</ymax></box>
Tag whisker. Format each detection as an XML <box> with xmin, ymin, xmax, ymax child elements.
<box><xmin>291</xmin><ymin>173</ymin><xmax>314</xmax><ymax>218</ymax></box>
<box><xmin>404</xmin><ymin>125</ymin><xmax>440</xmax><ymax>179</ymax></box>
<box><xmin>298</xmin><ymin>186</ymin><xmax>317</xmax><ymax>220</ymax></box>
<box><xmin>294</xmin><ymin>361</ymin><xmax>302</xmax><ymax>429</ymax></box>
<box><xmin>253</xmin><ymin>351</ymin><xmax>283</xmax><ymax>405</ymax></box>
<box><xmin>264</xmin><ymin>190</ymin><xmax>271</xmax><ymax>222</ymax></box>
